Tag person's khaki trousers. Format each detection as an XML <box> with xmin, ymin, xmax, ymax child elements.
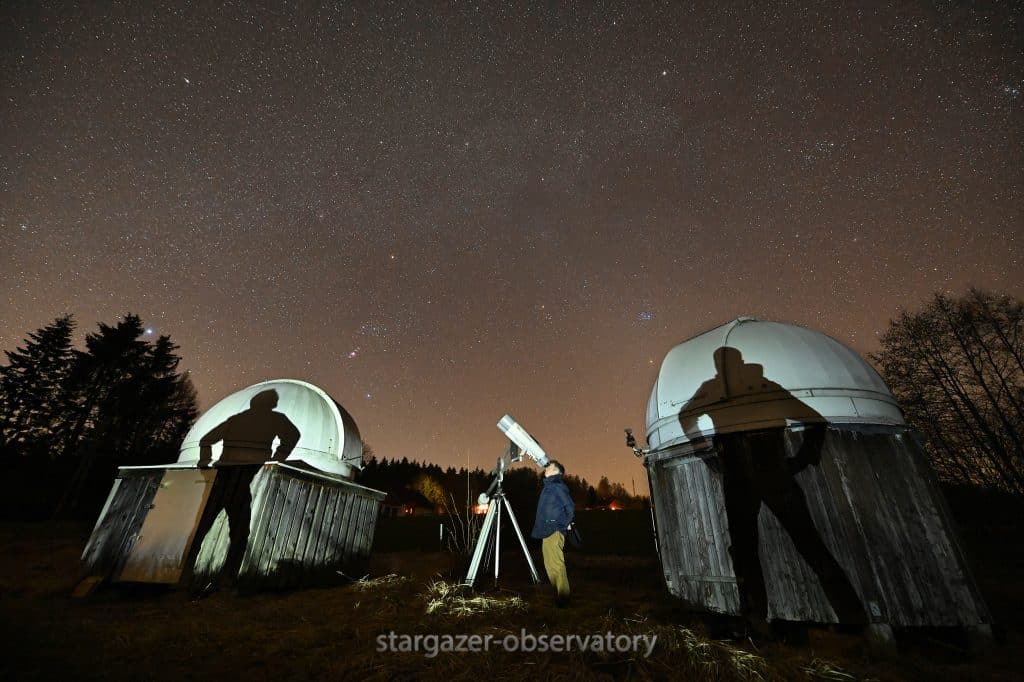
<box><xmin>541</xmin><ymin>531</ymin><xmax>569</xmax><ymax>597</ymax></box>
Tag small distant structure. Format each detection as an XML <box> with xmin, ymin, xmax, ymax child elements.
<box><xmin>380</xmin><ymin>489</ymin><xmax>436</xmax><ymax>517</ymax></box>
<box><xmin>585</xmin><ymin>500</ymin><xmax>623</xmax><ymax>511</ymax></box>
<box><xmin>78</xmin><ymin>379</ymin><xmax>385</xmax><ymax>594</ymax></box>
<box><xmin>639</xmin><ymin>318</ymin><xmax>990</xmax><ymax>641</ymax></box>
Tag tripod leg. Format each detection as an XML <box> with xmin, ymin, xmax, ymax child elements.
<box><xmin>464</xmin><ymin>499</ymin><xmax>498</xmax><ymax>586</ymax></box>
<box><xmin>502</xmin><ymin>495</ymin><xmax>540</xmax><ymax>583</ymax></box>
<box><xmin>494</xmin><ymin>498</ymin><xmax>501</xmax><ymax>584</ymax></box>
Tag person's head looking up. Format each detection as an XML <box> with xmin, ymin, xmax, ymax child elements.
<box><xmin>544</xmin><ymin>460</ymin><xmax>564</xmax><ymax>477</ymax></box>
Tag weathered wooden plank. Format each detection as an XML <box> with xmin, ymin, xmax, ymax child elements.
<box><xmin>327</xmin><ymin>487</ymin><xmax>352</xmax><ymax>571</ymax></box>
<box><xmin>239</xmin><ymin>467</ymin><xmax>287</xmax><ymax>588</ymax></box>
<box><xmin>80</xmin><ymin>478</ymin><xmax>124</xmax><ymax>569</ymax></box>
<box><xmin>108</xmin><ymin>474</ymin><xmax>162</xmax><ymax>580</ymax></box>
<box><xmin>191</xmin><ymin>511</ymin><xmax>227</xmax><ymax>581</ymax></box>
<box><xmin>356</xmin><ymin>496</ymin><xmax>376</xmax><ymax>558</ymax></box>
<box><xmin>358</xmin><ymin>497</ymin><xmax>382</xmax><ymax>564</ymax></box>
<box><xmin>879</xmin><ymin>431</ymin><xmax>970</xmax><ymax>624</ymax></box>
<box><xmin>346</xmin><ymin>492</ymin><xmax>368</xmax><ymax>564</ymax></box>
<box><xmin>342</xmin><ymin>495</ymin><xmax>363</xmax><ymax>565</ymax></box>
<box><xmin>266</xmin><ymin>476</ymin><xmax>302</xmax><ymax>582</ymax></box>
<box><xmin>805</xmin><ymin>434</ymin><xmax>876</xmax><ymax>618</ymax></box>
<box><xmin>251</xmin><ymin>468</ymin><xmax>289</xmax><ymax>582</ymax></box>
<box><xmin>277</xmin><ymin>477</ymin><xmax>312</xmax><ymax>588</ymax></box>
<box><xmin>757</xmin><ymin>432</ymin><xmax>840</xmax><ymax>622</ymax></box>
<box><xmin>313</xmin><ymin>487</ymin><xmax>342</xmax><ymax>570</ymax></box>
<box><xmin>331</xmin><ymin>491</ymin><xmax>356</xmax><ymax>569</ymax></box>
<box><xmin>858</xmin><ymin>433</ymin><xmax>930</xmax><ymax>623</ymax></box>
<box><xmin>81</xmin><ymin>477</ymin><xmax>134</xmax><ymax>576</ymax></box>
<box><xmin>342</xmin><ymin>496</ymin><xmax>364</xmax><ymax>568</ymax></box>
<box><xmin>81</xmin><ymin>474</ymin><xmax>157</xmax><ymax>578</ymax></box>
<box><xmin>308</xmin><ymin>485</ymin><xmax>339</xmax><ymax>576</ymax></box>
<box><xmin>238</xmin><ymin>466</ymin><xmax>273</xmax><ymax>577</ymax></box>
<box><xmin>696</xmin><ymin>457</ymin><xmax>731</xmax><ymax>597</ymax></box>
<box><xmin>835</xmin><ymin>432</ymin><xmax>902</xmax><ymax>623</ymax></box>
<box><xmin>291</xmin><ymin>483</ymin><xmax>323</xmax><ymax>583</ymax></box>
<box><xmin>300</xmin><ymin>485</ymin><xmax>327</xmax><ymax>580</ymax></box>
<box><xmin>681</xmin><ymin>458</ymin><xmax>710</xmax><ymax>605</ymax></box>
<box><xmin>649</xmin><ymin>459</ymin><xmax>676</xmax><ymax>593</ymax></box>
<box><xmin>903</xmin><ymin>432</ymin><xmax>990</xmax><ymax>624</ymax></box>
<box><xmin>351</xmin><ymin>497</ymin><xmax>373</xmax><ymax>560</ymax></box>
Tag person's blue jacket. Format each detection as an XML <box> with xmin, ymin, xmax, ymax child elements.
<box><xmin>531</xmin><ymin>473</ymin><xmax>575</xmax><ymax>539</ymax></box>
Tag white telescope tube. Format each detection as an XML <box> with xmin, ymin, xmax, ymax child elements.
<box><xmin>497</xmin><ymin>414</ymin><xmax>550</xmax><ymax>467</ymax></box>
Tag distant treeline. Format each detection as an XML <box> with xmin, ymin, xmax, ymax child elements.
<box><xmin>356</xmin><ymin>454</ymin><xmax>649</xmax><ymax>514</ymax></box>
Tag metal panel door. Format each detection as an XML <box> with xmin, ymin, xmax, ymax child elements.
<box><xmin>117</xmin><ymin>468</ymin><xmax>215</xmax><ymax>583</ymax></box>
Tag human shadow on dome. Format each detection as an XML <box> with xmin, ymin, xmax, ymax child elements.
<box><xmin>183</xmin><ymin>389</ymin><xmax>301</xmax><ymax>592</ymax></box>
<box><xmin>678</xmin><ymin>347</ymin><xmax>866</xmax><ymax>626</ymax></box>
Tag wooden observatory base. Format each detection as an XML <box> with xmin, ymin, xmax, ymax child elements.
<box><xmin>645</xmin><ymin>424</ymin><xmax>991</xmax><ymax>631</ymax></box>
<box><xmin>78</xmin><ymin>461</ymin><xmax>385</xmax><ymax>592</ymax></box>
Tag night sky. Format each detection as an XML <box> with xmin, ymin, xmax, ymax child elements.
<box><xmin>1</xmin><ymin>2</ymin><xmax>1021</xmax><ymax>491</ymax></box>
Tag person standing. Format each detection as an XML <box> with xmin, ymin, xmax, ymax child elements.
<box><xmin>531</xmin><ymin>460</ymin><xmax>575</xmax><ymax>606</ymax></box>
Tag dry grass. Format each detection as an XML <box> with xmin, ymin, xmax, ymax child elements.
<box><xmin>801</xmin><ymin>657</ymin><xmax>871</xmax><ymax>680</ymax></box>
<box><xmin>421</xmin><ymin>579</ymin><xmax>527</xmax><ymax>617</ymax></box>
<box><xmin>1</xmin><ymin>522</ymin><xmax>1020</xmax><ymax>681</ymax></box>
<box><xmin>350</xmin><ymin>572</ymin><xmax>412</xmax><ymax>591</ymax></box>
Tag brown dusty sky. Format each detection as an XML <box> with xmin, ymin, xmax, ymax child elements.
<box><xmin>1</xmin><ymin>1</ymin><xmax>1021</xmax><ymax>491</ymax></box>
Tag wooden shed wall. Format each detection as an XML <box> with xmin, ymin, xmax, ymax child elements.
<box><xmin>81</xmin><ymin>463</ymin><xmax>384</xmax><ymax>591</ymax></box>
<box><xmin>191</xmin><ymin>463</ymin><xmax>384</xmax><ymax>588</ymax></box>
<box><xmin>647</xmin><ymin>426</ymin><xmax>989</xmax><ymax>627</ymax></box>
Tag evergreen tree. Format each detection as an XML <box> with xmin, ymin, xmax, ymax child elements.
<box><xmin>0</xmin><ymin>315</ymin><xmax>76</xmax><ymax>458</ymax></box>
<box><xmin>55</xmin><ymin>314</ymin><xmax>198</xmax><ymax>516</ymax></box>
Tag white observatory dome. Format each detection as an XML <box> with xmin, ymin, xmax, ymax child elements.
<box><xmin>646</xmin><ymin>318</ymin><xmax>904</xmax><ymax>450</ymax></box>
<box><xmin>178</xmin><ymin>379</ymin><xmax>363</xmax><ymax>478</ymax></box>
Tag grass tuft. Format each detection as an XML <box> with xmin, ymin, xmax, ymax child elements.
<box><xmin>421</xmin><ymin>580</ymin><xmax>527</xmax><ymax>618</ymax></box>
<box><xmin>350</xmin><ymin>573</ymin><xmax>412</xmax><ymax>591</ymax></box>
<box><xmin>650</xmin><ymin>625</ymin><xmax>770</xmax><ymax>680</ymax></box>
<box><xmin>802</xmin><ymin>657</ymin><xmax>872</xmax><ymax>680</ymax></box>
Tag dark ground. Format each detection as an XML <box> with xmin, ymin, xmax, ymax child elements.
<box><xmin>0</xmin><ymin>498</ymin><xmax>1022</xmax><ymax>681</ymax></box>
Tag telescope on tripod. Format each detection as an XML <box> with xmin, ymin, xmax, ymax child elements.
<box><xmin>463</xmin><ymin>415</ymin><xmax>550</xmax><ymax>587</ymax></box>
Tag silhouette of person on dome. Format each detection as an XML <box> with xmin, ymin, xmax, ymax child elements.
<box><xmin>184</xmin><ymin>389</ymin><xmax>300</xmax><ymax>591</ymax></box>
<box><xmin>679</xmin><ymin>347</ymin><xmax>866</xmax><ymax>627</ymax></box>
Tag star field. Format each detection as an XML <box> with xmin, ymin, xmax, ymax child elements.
<box><xmin>1</xmin><ymin>1</ymin><xmax>1021</xmax><ymax>490</ymax></box>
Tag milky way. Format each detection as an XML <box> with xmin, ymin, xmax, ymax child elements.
<box><xmin>2</xmin><ymin>2</ymin><xmax>1021</xmax><ymax>490</ymax></box>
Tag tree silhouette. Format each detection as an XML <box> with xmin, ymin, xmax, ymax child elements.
<box><xmin>872</xmin><ymin>289</ymin><xmax>1024</xmax><ymax>493</ymax></box>
<box><xmin>0</xmin><ymin>315</ymin><xmax>76</xmax><ymax>459</ymax></box>
<box><xmin>54</xmin><ymin>314</ymin><xmax>198</xmax><ymax>516</ymax></box>
<box><xmin>0</xmin><ymin>314</ymin><xmax>198</xmax><ymax>518</ymax></box>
